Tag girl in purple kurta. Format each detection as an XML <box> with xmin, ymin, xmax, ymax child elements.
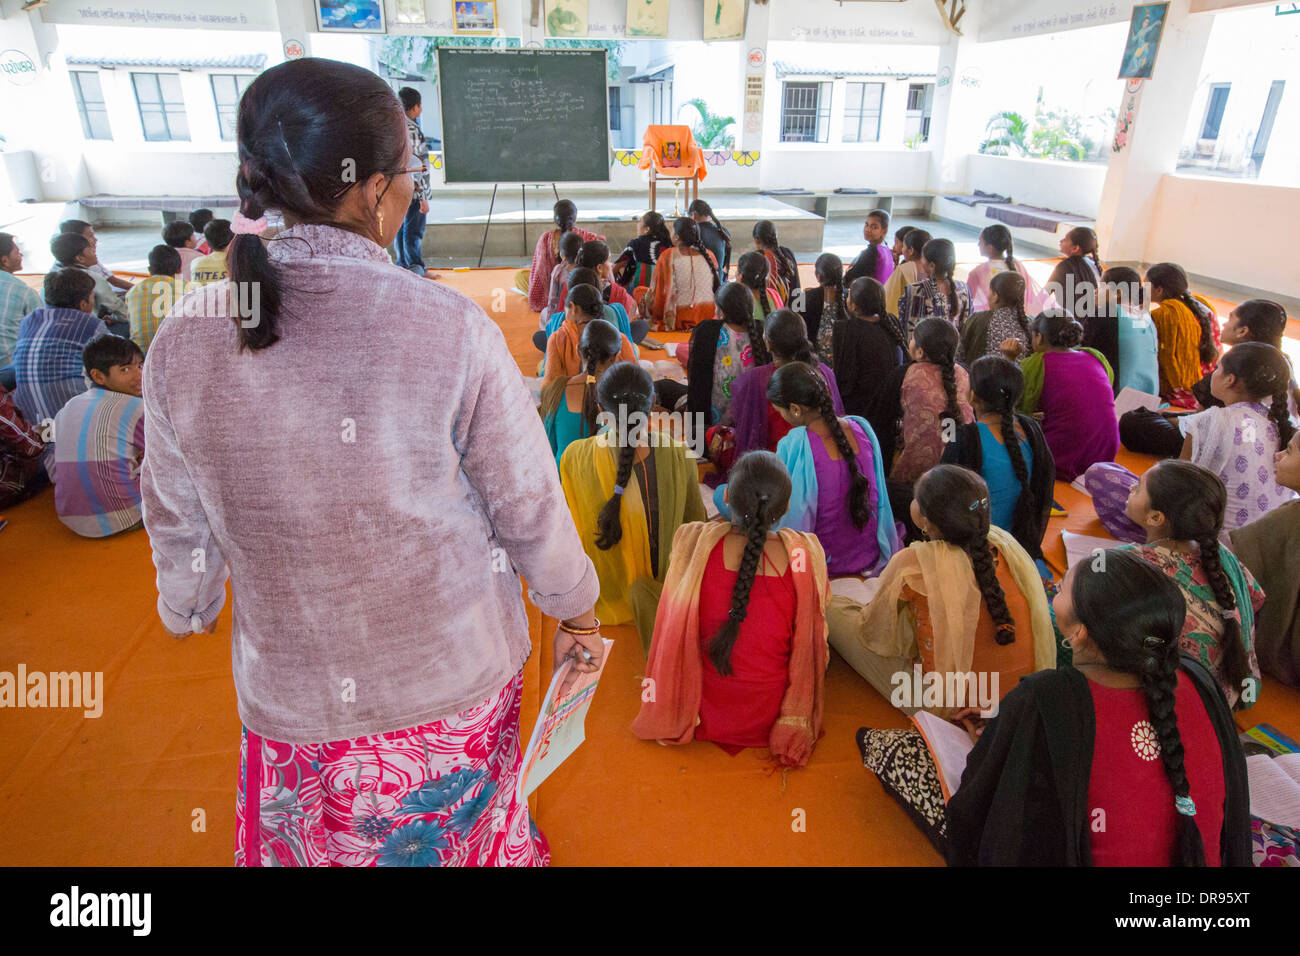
<box><xmin>1018</xmin><ymin>309</ymin><xmax>1118</xmax><ymax>482</ymax></box>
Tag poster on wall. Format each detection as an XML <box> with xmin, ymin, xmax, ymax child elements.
<box><xmin>626</xmin><ymin>0</ymin><xmax>669</xmax><ymax>37</ymax></box>
<box><xmin>1117</xmin><ymin>2</ymin><xmax>1169</xmax><ymax>79</ymax></box>
<box><xmin>546</xmin><ymin>0</ymin><xmax>589</xmax><ymax>37</ymax></box>
<box><xmin>395</xmin><ymin>0</ymin><xmax>426</xmax><ymax>24</ymax></box>
<box><xmin>454</xmin><ymin>1</ymin><xmax>498</xmax><ymax>34</ymax></box>
<box><xmin>703</xmin><ymin>0</ymin><xmax>746</xmax><ymax>41</ymax></box>
<box><xmin>316</xmin><ymin>0</ymin><xmax>385</xmax><ymax>32</ymax></box>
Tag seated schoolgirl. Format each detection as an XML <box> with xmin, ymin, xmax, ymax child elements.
<box><xmin>843</xmin><ymin>208</ymin><xmax>895</xmax><ymax>288</ymax></box>
<box><xmin>528</xmin><ymin>199</ymin><xmax>604</xmax><ymax>312</ymax></box>
<box><xmin>1045</xmin><ymin>225</ymin><xmax>1102</xmax><ymax>325</ymax></box>
<box><xmin>886</xmin><ymin>318</ymin><xmax>974</xmax><ymax>484</ymax></box>
<box><xmin>728</xmin><ymin>308</ymin><xmax>843</xmax><ymax>463</ymax></box>
<box><xmin>808</xmin><ymin>253</ymin><xmax>848</xmax><ymax>363</ymax></box>
<box><xmin>1192</xmin><ymin>299</ymin><xmax>1292</xmax><ymax>412</ymax></box>
<box><xmin>534</xmin><ymin>266</ymin><xmax>641</xmax><ymax>354</ymax></box>
<box><xmin>965</xmin><ymin>225</ymin><xmax>1054</xmax><ymax>315</ymax></box>
<box><xmin>883</xmin><ymin>228</ymin><xmax>929</xmax><ymax>316</ymax></box>
<box><xmin>541</xmin><ymin>284</ymin><xmax>637</xmax><ymax>387</ymax></box>
<box><xmin>632</xmin><ymin>450</ymin><xmax>831</xmax><ymax>767</ymax></box>
<box><xmin>543</xmin><ymin>231</ymin><xmax>584</xmax><ymax>318</ymax></box>
<box><xmin>540</xmin><ymin>318</ymin><xmax>622</xmax><ymax>469</ymax></box>
<box><xmin>1148</xmin><ymin>261</ymin><xmax>1220</xmax><ymax>409</ymax></box>
<box><xmin>716</xmin><ymin>362</ymin><xmax>902</xmax><ymax>577</ymax></box>
<box><xmin>890</xmin><ymin>225</ymin><xmax>913</xmax><ymax>268</ymax></box>
<box><xmin>1117</xmin><ymin>460</ymin><xmax>1263</xmax><ymax>709</ymax></box>
<box><xmin>688</xmin><ymin>199</ymin><xmax>733</xmax><ymax>278</ymax></box>
<box><xmin>559</xmin><ymin>362</ymin><xmax>707</xmax><ymax>645</ymax></box>
<box><xmin>1230</xmin><ymin>430</ymin><xmax>1300</xmax><ymax>687</ymax></box>
<box><xmin>1088</xmin><ymin>341</ymin><xmax>1298</xmax><ymax>538</ymax></box>
<box><xmin>1097</xmin><ymin>266</ymin><xmax>1159</xmax><ymax>395</ymax></box>
<box><xmin>1018</xmin><ymin>309</ymin><xmax>1117</xmax><ymax>482</ymax></box>
<box><xmin>958</xmin><ymin>270</ymin><xmax>1034</xmax><ymax>364</ymax></box>
<box><xmin>942</xmin><ymin>356</ymin><xmax>1054</xmax><ymax>562</ymax></box>
<box><xmin>752</xmin><ymin>220</ymin><xmax>801</xmax><ymax>304</ymax></box>
<box><xmin>825</xmin><ymin>465</ymin><xmax>1055</xmax><ymax>717</ymax></box>
<box><xmin>946</xmin><ymin>549</ymin><xmax>1250</xmax><ymax>866</ymax></box>
<box><xmin>833</xmin><ymin>277</ymin><xmax>908</xmax><ymax>425</ymax></box>
<box><xmin>736</xmin><ymin>250</ymin><xmax>784</xmax><ymax>325</ymax></box>
<box><xmin>898</xmin><ymin>238</ymin><xmax>971</xmax><ymax>334</ymax></box>
<box><xmin>613</xmin><ymin>211</ymin><xmax>672</xmax><ymax>296</ymax></box>
<box><xmin>649</xmin><ymin>217</ymin><xmax>722</xmax><ymax>332</ymax></box>
<box><xmin>575</xmin><ymin>239</ymin><xmax>640</xmax><ymax>315</ymax></box>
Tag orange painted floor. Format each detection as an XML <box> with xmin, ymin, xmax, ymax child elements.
<box><xmin>1</xmin><ymin>262</ymin><xmax>1297</xmax><ymax>866</ymax></box>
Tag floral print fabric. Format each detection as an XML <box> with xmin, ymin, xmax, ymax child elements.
<box><xmin>235</xmin><ymin>670</ymin><xmax>548</xmax><ymax>867</ymax></box>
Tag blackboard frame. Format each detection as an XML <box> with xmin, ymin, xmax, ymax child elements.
<box><xmin>436</xmin><ymin>47</ymin><xmax>613</xmax><ymax>185</ymax></box>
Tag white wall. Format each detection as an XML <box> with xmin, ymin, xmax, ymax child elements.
<box><xmin>757</xmin><ymin>148</ymin><xmax>929</xmax><ymax>192</ymax></box>
<box><xmin>964</xmin><ymin>153</ymin><xmax>1108</xmax><ymax>218</ymax></box>
<box><xmin>1148</xmin><ymin>174</ymin><xmax>1300</xmax><ymax>298</ymax></box>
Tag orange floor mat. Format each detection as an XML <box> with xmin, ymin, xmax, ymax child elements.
<box><xmin>1</xmin><ymin>264</ymin><xmax>1296</xmax><ymax>866</ymax></box>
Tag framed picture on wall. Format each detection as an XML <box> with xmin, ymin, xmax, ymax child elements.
<box><xmin>546</xmin><ymin>0</ymin><xmax>589</xmax><ymax>37</ymax></box>
<box><xmin>316</xmin><ymin>0</ymin><xmax>385</xmax><ymax>32</ymax></box>
<box><xmin>395</xmin><ymin>0</ymin><xmax>426</xmax><ymax>25</ymax></box>
<box><xmin>1118</xmin><ymin>2</ymin><xmax>1169</xmax><ymax>79</ymax></box>
<box><xmin>626</xmin><ymin>0</ymin><xmax>669</xmax><ymax>38</ymax></box>
<box><xmin>454</xmin><ymin>1</ymin><xmax>498</xmax><ymax>34</ymax></box>
<box><xmin>703</xmin><ymin>0</ymin><xmax>745</xmax><ymax>41</ymax></box>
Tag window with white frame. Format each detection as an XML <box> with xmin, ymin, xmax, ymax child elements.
<box><xmin>904</xmin><ymin>83</ymin><xmax>933</xmax><ymax>142</ymax></box>
<box><xmin>71</xmin><ymin>71</ymin><xmax>112</xmax><ymax>141</ymax></box>
<box><xmin>1200</xmin><ymin>84</ymin><xmax>1231</xmax><ymax>142</ymax></box>
<box><xmin>131</xmin><ymin>72</ymin><xmax>189</xmax><ymax>142</ymax></box>
<box><xmin>843</xmin><ymin>82</ymin><xmax>884</xmax><ymax>143</ymax></box>
<box><xmin>781</xmin><ymin>82</ymin><xmax>831</xmax><ymax>143</ymax></box>
<box><xmin>211</xmin><ymin>74</ymin><xmax>253</xmax><ymax>141</ymax></box>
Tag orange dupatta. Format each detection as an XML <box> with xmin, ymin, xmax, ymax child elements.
<box><xmin>631</xmin><ymin>521</ymin><xmax>831</xmax><ymax>767</ymax></box>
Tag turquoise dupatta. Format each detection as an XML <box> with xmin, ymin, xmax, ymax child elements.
<box><xmin>713</xmin><ymin>415</ymin><xmax>903</xmax><ymax>574</ymax></box>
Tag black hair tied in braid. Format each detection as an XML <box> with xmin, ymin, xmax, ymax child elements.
<box><xmin>764</xmin><ymin>308</ymin><xmax>816</xmax><ymax>366</ymax></box>
<box><xmin>577</xmin><ymin>319</ymin><xmax>622</xmax><ymax>438</ymax></box>
<box><xmin>737</xmin><ymin>251</ymin><xmax>773</xmax><ymax>318</ymax></box>
<box><xmin>593</xmin><ymin>362</ymin><xmax>654</xmax><ymax>551</ymax></box>
<box><xmin>1220</xmin><ymin>342</ymin><xmax>1297</xmax><ymax>450</ymax></box>
<box><xmin>971</xmin><ymin>356</ymin><xmax>1029</xmax><ymax>490</ymax></box>
<box><xmin>1072</xmin><ymin>549</ymin><xmax>1204</xmax><ymax>865</ymax></box>
<box><xmin>716</xmin><ymin>282</ymin><xmax>770</xmax><ymax>367</ymax></box>
<box><xmin>767</xmin><ymin>363</ymin><xmax>872</xmax><ymax>529</ymax></box>
<box><xmin>675</xmin><ymin>216</ymin><xmax>721</xmax><ymax>293</ymax></box>
<box><xmin>914</xmin><ymin>318</ymin><xmax>962</xmax><ymax>430</ymax></box>
<box><xmin>710</xmin><ymin>451</ymin><xmax>792</xmax><ymax>676</ymax></box>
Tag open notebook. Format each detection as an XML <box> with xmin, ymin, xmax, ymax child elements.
<box><xmin>1247</xmin><ymin>753</ymin><xmax>1300</xmax><ymax>828</ymax></box>
<box><xmin>911</xmin><ymin>710</ymin><xmax>975</xmax><ymax>802</ymax></box>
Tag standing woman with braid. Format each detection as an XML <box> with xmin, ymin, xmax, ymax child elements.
<box><xmin>528</xmin><ymin>199</ymin><xmax>604</xmax><ymax>312</ymax></box>
<box><xmin>947</xmin><ymin>549</ymin><xmax>1250</xmax><ymax>866</ymax></box>
<box><xmin>716</xmin><ymin>362</ymin><xmax>902</xmax><ymax>577</ymax></box>
<box><xmin>649</xmin><ymin>217</ymin><xmax>721</xmax><ymax>332</ymax></box>
<box><xmin>634</xmin><ymin>451</ymin><xmax>830</xmax><ymax>766</ymax></box>
<box><xmin>559</xmin><ymin>362</ymin><xmax>707</xmax><ymax>648</ymax></box>
<box><xmin>898</xmin><ymin>238</ymin><xmax>970</xmax><ymax>335</ymax></box>
<box><xmin>966</xmin><ymin>224</ymin><xmax>1053</xmax><ymax>314</ymax></box>
<box><xmin>1148</xmin><ymin>262</ymin><xmax>1221</xmax><ymax>409</ymax></box>
<box><xmin>888</xmin><ymin>318</ymin><xmax>974</xmax><ymax>484</ymax></box>
<box><xmin>1119</xmin><ymin>461</ymin><xmax>1264</xmax><ymax>709</ymax></box>
<box><xmin>1018</xmin><ymin>309</ymin><xmax>1117</xmax><ymax>482</ymax></box>
<box><xmin>141</xmin><ymin>59</ymin><xmax>602</xmax><ymax>867</ymax></box>
<box><xmin>540</xmin><ymin>318</ymin><xmax>622</xmax><ymax>469</ymax></box>
<box><xmin>752</xmin><ymin>220</ymin><xmax>801</xmax><ymax>304</ymax></box>
<box><xmin>826</xmin><ymin>465</ymin><xmax>1055</xmax><ymax>715</ymax></box>
<box><xmin>942</xmin><ymin>357</ymin><xmax>1054</xmax><ymax>563</ymax></box>
<box><xmin>1046</xmin><ymin>226</ymin><xmax>1103</xmax><ymax>327</ymax></box>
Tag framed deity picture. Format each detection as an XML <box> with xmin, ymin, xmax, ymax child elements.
<box><xmin>661</xmin><ymin>140</ymin><xmax>683</xmax><ymax>167</ymax></box>
<box><xmin>454</xmin><ymin>0</ymin><xmax>498</xmax><ymax>35</ymax></box>
<box><xmin>1118</xmin><ymin>2</ymin><xmax>1169</xmax><ymax>80</ymax></box>
<box><xmin>316</xmin><ymin>0</ymin><xmax>385</xmax><ymax>32</ymax></box>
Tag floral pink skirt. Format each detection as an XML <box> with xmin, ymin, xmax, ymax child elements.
<box><xmin>235</xmin><ymin>669</ymin><xmax>549</xmax><ymax>867</ymax></box>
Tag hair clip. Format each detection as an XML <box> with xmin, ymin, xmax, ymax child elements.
<box><xmin>1175</xmin><ymin>795</ymin><xmax>1197</xmax><ymax>817</ymax></box>
<box><xmin>612</xmin><ymin>484</ymin><xmax>626</xmax><ymax>497</ymax></box>
<box><xmin>1143</xmin><ymin>635</ymin><xmax>1163</xmax><ymax>648</ymax></box>
<box><xmin>968</xmin><ymin>497</ymin><xmax>989</xmax><ymax>511</ymax></box>
<box><xmin>585</xmin><ymin>374</ymin><xmax>596</xmax><ymax>385</ymax></box>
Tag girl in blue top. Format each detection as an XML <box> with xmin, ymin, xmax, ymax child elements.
<box><xmin>540</xmin><ymin>318</ymin><xmax>622</xmax><ymax>469</ymax></box>
<box><xmin>1100</xmin><ymin>266</ymin><xmax>1160</xmax><ymax>396</ymax></box>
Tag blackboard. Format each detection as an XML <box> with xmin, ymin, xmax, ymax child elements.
<box><xmin>437</xmin><ymin>48</ymin><xmax>611</xmax><ymax>185</ymax></box>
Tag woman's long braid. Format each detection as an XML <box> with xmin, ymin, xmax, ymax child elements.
<box><xmin>595</xmin><ymin>432</ymin><xmax>637</xmax><ymax>550</ymax></box>
<box><xmin>938</xmin><ymin>260</ymin><xmax>958</xmax><ymax>319</ymax></box>
<box><xmin>936</xmin><ymin>339</ymin><xmax>962</xmax><ymax>430</ymax></box>
<box><xmin>684</xmin><ymin>222</ymin><xmax>722</xmax><ymax>292</ymax></box>
<box><xmin>881</xmin><ymin>312</ymin><xmax>909</xmax><ymax>357</ymax></box>
<box><xmin>581</xmin><ymin>355</ymin><xmax>601</xmax><ymax>438</ymax></box>
<box><xmin>815</xmin><ymin>372</ymin><xmax>872</xmax><ymax>530</ymax></box>
<box><xmin>996</xmin><ymin>398</ymin><xmax>1029</xmax><ymax>490</ymax></box>
<box><xmin>1178</xmin><ymin>291</ymin><xmax>1218</xmax><ymax>365</ymax></box>
<box><xmin>1137</xmin><ymin>626</ymin><xmax>1206</xmax><ymax>866</ymax></box>
<box><xmin>1012</xmin><ymin>297</ymin><xmax>1032</xmax><ymax>346</ymax></box>
<box><xmin>965</xmin><ymin>520</ymin><xmax>1016</xmax><ymax>644</ymax></box>
<box><xmin>709</xmin><ymin>499</ymin><xmax>770</xmax><ymax>677</ymax></box>
<box><xmin>745</xmin><ymin>308</ymin><xmax>771</xmax><ymax>368</ymax></box>
<box><xmin>1268</xmin><ymin>386</ymin><xmax>1297</xmax><ymax>449</ymax></box>
<box><xmin>1195</xmin><ymin>531</ymin><xmax>1250</xmax><ymax>701</ymax></box>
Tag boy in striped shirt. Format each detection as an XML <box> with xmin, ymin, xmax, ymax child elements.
<box><xmin>51</xmin><ymin>335</ymin><xmax>145</xmax><ymax>537</ymax></box>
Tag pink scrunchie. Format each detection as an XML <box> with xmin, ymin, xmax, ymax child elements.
<box><xmin>232</xmin><ymin>211</ymin><xmax>267</xmax><ymax>235</ymax></box>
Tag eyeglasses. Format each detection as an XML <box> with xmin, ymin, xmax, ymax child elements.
<box><xmin>331</xmin><ymin>164</ymin><xmax>427</xmax><ymax>202</ymax></box>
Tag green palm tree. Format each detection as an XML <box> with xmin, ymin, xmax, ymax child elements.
<box><xmin>979</xmin><ymin>111</ymin><xmax>1030</xmax><ymax>156</ymax></box>
<box><xmin>678</xmin><ymin>98</ymin><xmax>736</xmax><ymax>149</ymax></box>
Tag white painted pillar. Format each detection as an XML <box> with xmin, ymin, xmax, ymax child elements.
<box><xmin>924</xmin><ymin>2</ymin><xmax>985</xmax><ymax>196</ymax></box>
<box><xmin>273</xmin><ymin>0</ymin><xmax>315</xmax><ymax>60</ymax></box>
<box><xmin>1095</xmin><ymin>0</ymin><xmax>1215</xmax><ymax>264</ymax></box>
<box><xmin>738</xmin><ymin>0</ymin><xmax>770</xmax><ymax>153</ymax></box>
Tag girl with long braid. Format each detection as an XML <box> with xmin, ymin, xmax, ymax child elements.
<box><xmin>1088</xmin><ymin>341</ymin><xmax>1298</xmax><ymax>538</ymax></box>
<box><xmin>649</xmin><ymin>216</ymin><xmax>721</xmax><ymax>331</ymax></box>
<box><xmin>959</xmin><ymin>270</ymin><xmax>1035</xmax><ymax>363</ymax></box>
<box><xmin>1118</xmin><ymin>461</ymin><xmax>1264</xmax><ymax>709</ymax></box>
<box><xmin>888</xmin><ymin>318</ymin><xmax>974</xmax><ymax>484</ymax></box>
<box><xmin>716</xmin><ymin>362</ymin><xmax>902</xmax><ymax>576</ymax></box>
<box><xmin>736</xmin><ymin>250</ymin><xmax>783</xmax><ymax>323</ymax></box>
<box><xmin>527</xmin><ymin>198</ymin><xmax>604</xmax><ymax>312</ymax></box>
<box><xmin>942</xmin><ymin>356</ymin><xmax>1055</xmax><ymax>562</ymax></box>
<box><xmin>946</xmin><ymin>549</ymin><xmax>1250</xmax><ymax>866</ymax></box>
<box><xmin>540</xmin><ymin>318</ymin><xmax>622</xmax><ymax>468</ymax></box>
<box><xmin>540</xmin><ymin>282</ymin><xmax>638</xmax><ymax>386</ymax></box>
<box><xmin>1019</xmin><ymin>309</ymin><xmax>1118</xmax><ymax>481</ymax></box>
<box><xmin>613</xmin><ymin>210</ymin><xmax>672</xmax><ymax>294</ymax></box>
<box><xmin>966</xmin><ymin>224</ymin><xmax>1053</xmax><ymax>314</ymax></box>
<box><xmin>1046</xmin><ymin>225</ymin><xmax>1103</xmax><ymax>325</ymax></box>
<box><xmin>667</xmin><ymin>281</ymin><xmax>768</xmax><ymax>429</ymax></box>
<box><xmin>634</xmin><ymin>451</ymin><xmax>831</xmax><ymax>767</ymax></box>
<box><xmin>826</xmin><ymin>465</ymin><xmax>1055</xmax><ymax>717</ymax></box>
<box><xmin>751</xmin><ymin>220</ymin><xmax>801</xmax><ymax>303</ymax></box>
<box><xmin>808</xmin><ymin>252</ymin><xmax>848</xmax><ymax>364</ymax></box>
<box><xmin>688</xmin><ymin>199</ymin><xmax>733</xmax><ymax>277</ymax></box>
<box><xmin>883</xmin><ymin>227</ymin><xmax>930</xmax><ymax>316</ymax></box>
<box><xmin>1147</xmin><ymin>261</ymin><xmax>1221</xmax><ymax>409</ymax></box>
<box><xmin>559</xmin><ymin>362</ymin><xmax>706</xmax><ymax>647</ymax></box>
<box><xmin>898</xmin><ymin>238</ymin><xmax>971</xmax><ymax>334</ymax></box>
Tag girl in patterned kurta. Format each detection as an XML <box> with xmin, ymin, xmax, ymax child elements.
<box><xmin>752</xmin><ymin>220</ymin><xmax>801</xmax><ymax>305</ymax></box>
<box><xmin>528</xmin><ymin>199</ymin><xmax>604</xmax><ymax>312</ymax></box>
<box><xmin>889</xmin><ymin>318</ymin><xmax>974</xmax><ymax>483</ymax></box>
<box><xmin>613</xmin><ymin>211</ymin><xmax>671</xmax><ymax>295</ymax></box>
<box><xmin>1118</xmin><ymin>460</ymin><xmax>1264</xmax><ymax>710</ymax></box>
<box><xmin>649</xmin><ymin>218</ymin><xmax>721</xmax><ymax>332</ymax></box>
<box><xmin>812</xmin><ymin>252</ymin><xmax>848</xmax><ymax>365</ymax></box>
<box><xmin>898</xmin><ymin>238</ymin><xmax>971</xmax><ymax>336</ymax></box>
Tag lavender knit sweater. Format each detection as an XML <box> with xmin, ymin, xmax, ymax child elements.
<box><xmin>140</xmin><ymin>224</ymin><xmax>598</xmax><ymax>743</ymax></box>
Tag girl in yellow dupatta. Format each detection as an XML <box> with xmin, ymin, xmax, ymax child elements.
<box><xmin>559</xmin><ymin>362</ymin><xmax>707</xmax><ymax>645</ymax></box>
<box><xmin>633</xmin><ymin>451</ymin><xmax>831</xmax><ymax>767</ymax></box>
<box><xmin>826</xmin><ymin>465</ymin><xmax>1055</xmax><ymax>719</ymax></box>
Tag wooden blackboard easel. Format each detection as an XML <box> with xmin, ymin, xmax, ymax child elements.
<box><xmin>477</xmin><ymin>182</ymin><xmax>562</xmax><ymax>269</ymax></box>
